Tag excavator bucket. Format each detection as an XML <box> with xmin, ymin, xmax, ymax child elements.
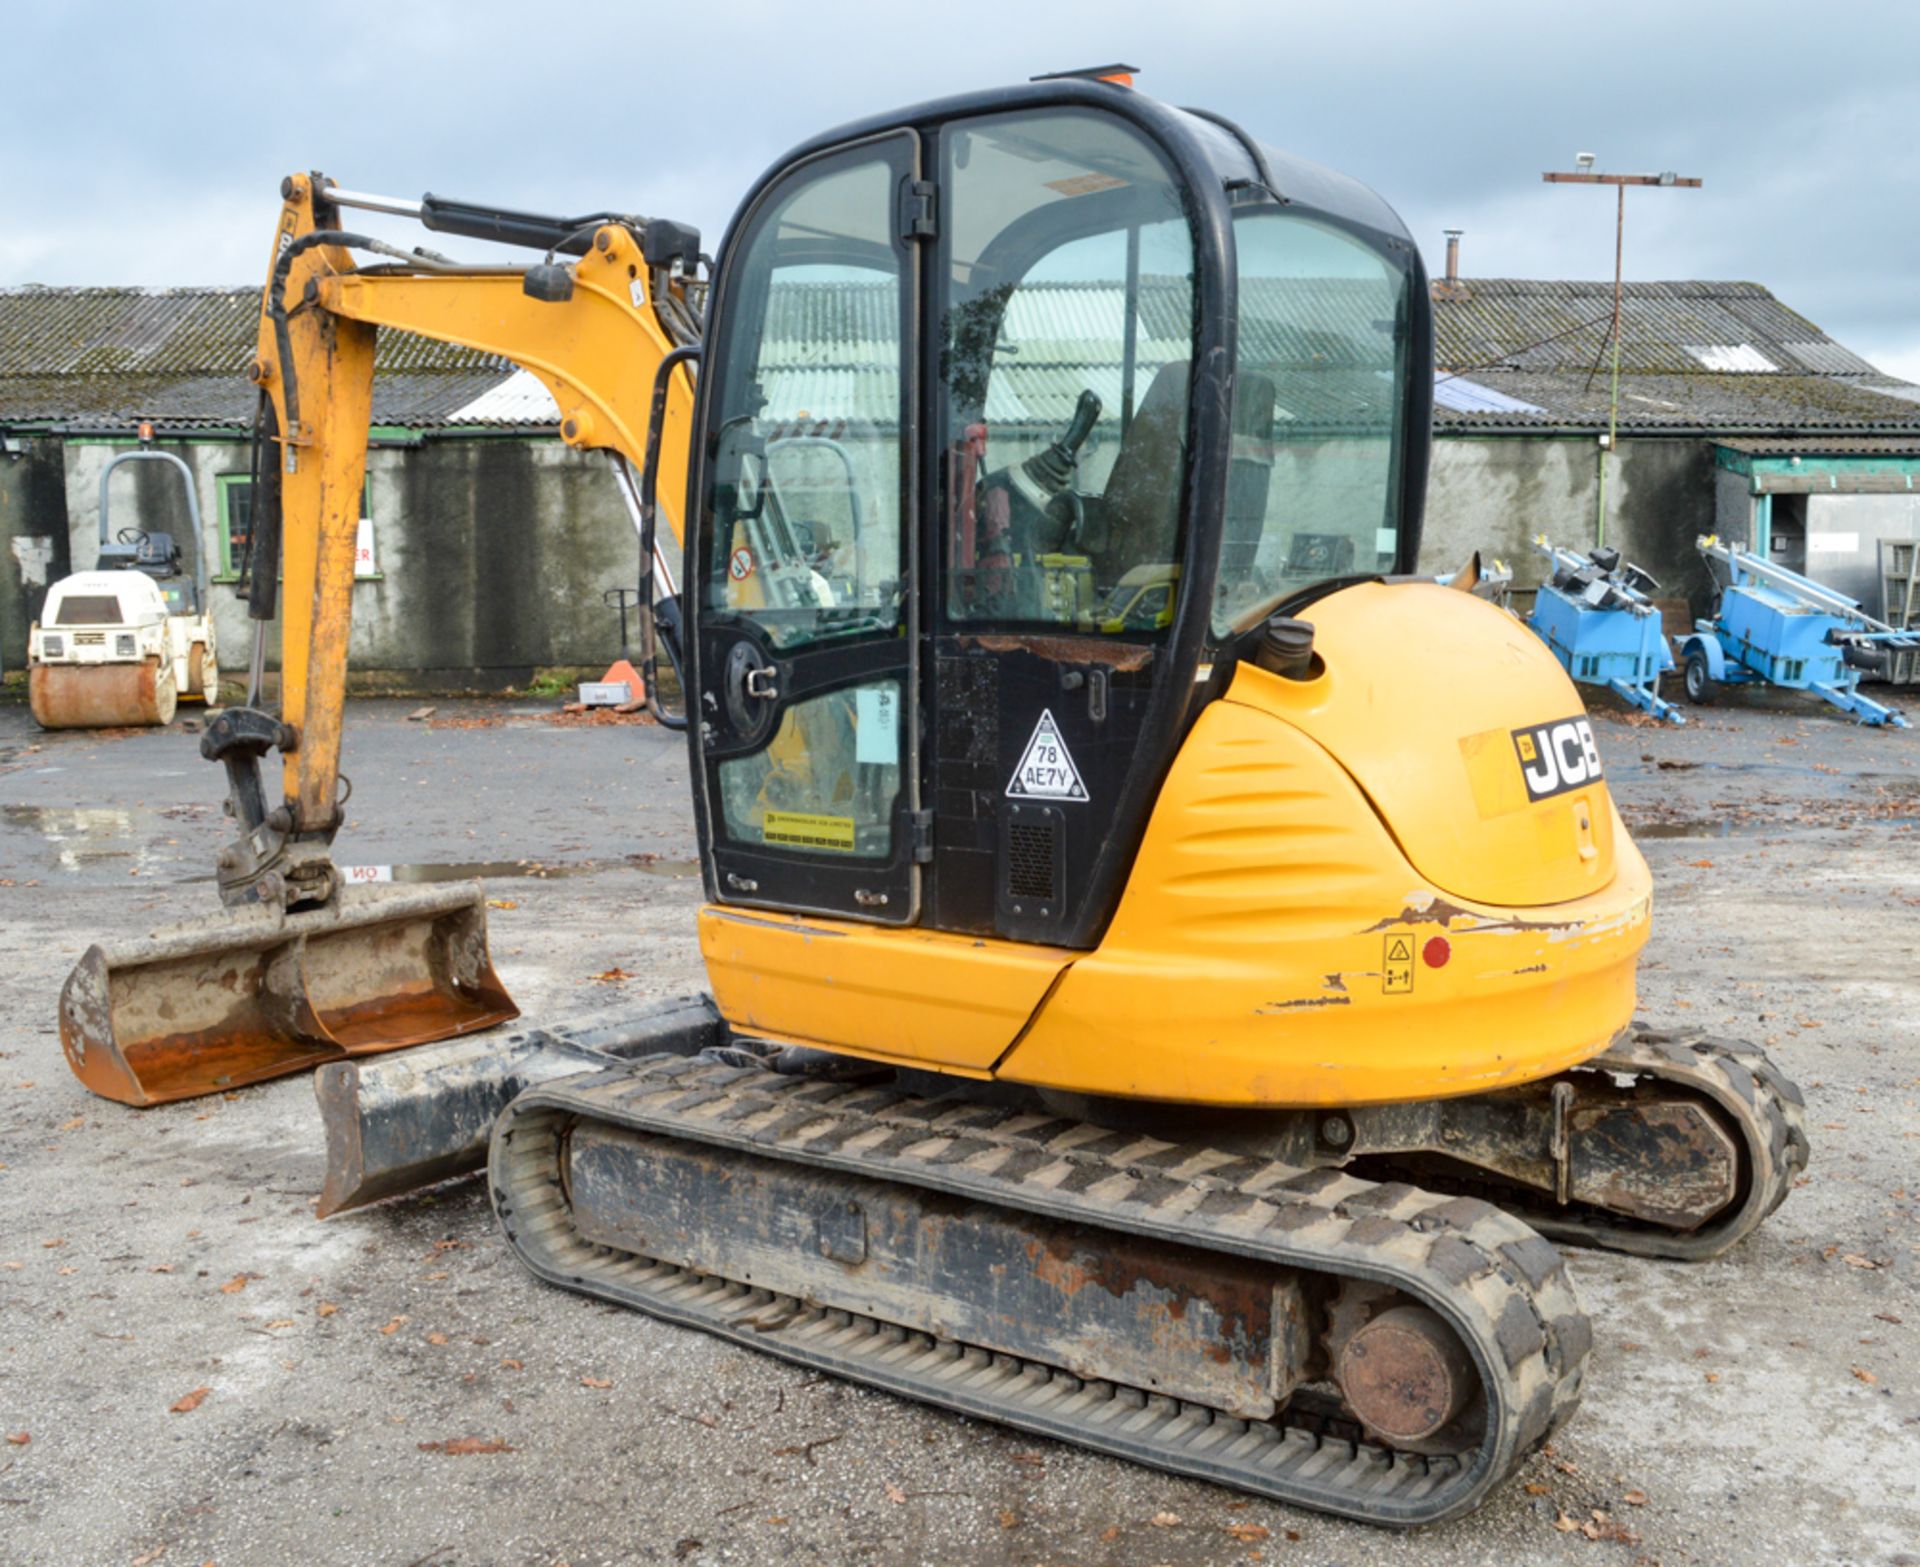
<box><xmin>58</xmin><ymin>882</ymin><xmax>517</xmax><ymax>1106</ymax></box>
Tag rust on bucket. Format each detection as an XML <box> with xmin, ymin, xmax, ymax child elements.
<box><xmin>59</xmin><ymin>881</ymin><xmax>518</xmax><ymax>1106</ymax></box>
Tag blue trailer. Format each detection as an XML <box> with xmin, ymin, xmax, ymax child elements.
<box><xmin>1680</xmin><ymin>536</ymin><xmax>1913</xmax><ymax>728</ymax></box>
<box><xmin>1525</xmin><ymin>537</ymin><xmax>1684</xmax><ymax>724</ymax></box>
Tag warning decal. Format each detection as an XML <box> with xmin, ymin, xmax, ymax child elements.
<box><xmin>1006</xmin><ymin>709</ymin><xmax>1087</xmax><ymax>801</ymax></box>
<box><xmin>728</xmin><ymin>546</ymin><xmax>756</xmax><ymax>581</ymax></box>
<box><xmin>762</xmin><ymin>810</ymin><xmax>855</xmax><ymax>852</ymax></box>
<box><xmin>1382</xmin><ymin>933</ymin><xmax>1414</xmax><ymax>994</ymax></box>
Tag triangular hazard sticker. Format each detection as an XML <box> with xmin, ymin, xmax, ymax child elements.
<box><xmin>1006</xmin><ymin>709</ymin><xmax>1087</xmax><ymax>801</ymax></box>
<box><xmin>1386</xmin><ymin>936</ymin><xmax>1413</xmax><ymax>963</ymax></box>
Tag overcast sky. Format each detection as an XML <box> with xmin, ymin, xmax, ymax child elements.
<box><xmin>5</xmin><ymin>0</ymin><xmax>1916</xmax><ymax>379</ymax></box>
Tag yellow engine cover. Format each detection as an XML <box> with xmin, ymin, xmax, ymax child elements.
<box><xmin>703</xmin><ymin>582</ymin><xmax>1652</xmax><ymax>1110</ymax></box>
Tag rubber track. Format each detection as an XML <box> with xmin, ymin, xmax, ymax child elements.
<box><xmin>491</xmin><ymin>1055</ymin><xmax>1592</xmax><ymax>1526</ymax></box>
<box><xmin>1520</xmin><ymin>1026</ymin><xmax>1809</xmax><ymax>1261</ymax></box>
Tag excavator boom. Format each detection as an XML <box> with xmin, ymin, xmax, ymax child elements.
<box><xmin>59</xmin><ymin>172</ymin><xmax>702</xmax><ymax>1104</ymax></box>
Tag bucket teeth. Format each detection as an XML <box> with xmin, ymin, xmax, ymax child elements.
<box><xmin>59</xmin><ymin>882</ymin><xmax>518</xmax><ymax>1105</ymax></box>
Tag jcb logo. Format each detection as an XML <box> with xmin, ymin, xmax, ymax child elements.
<box><xmin>1512</xmin><ymin>716</ymin><xmax>1603</xmax><ymax>802</ymax></box>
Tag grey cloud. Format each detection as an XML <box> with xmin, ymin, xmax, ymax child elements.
<box><xmin>5</xmin><ymin>0</ymin><xmax>1916</xmax><ymax>372</ymax></box>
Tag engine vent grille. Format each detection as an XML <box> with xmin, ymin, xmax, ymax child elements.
<box><xmin>1006</xmin><ymin>822</ymin><xmax>1056</xmax><ymax>901</ymax></box>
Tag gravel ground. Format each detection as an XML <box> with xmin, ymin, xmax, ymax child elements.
<box><xmin>0</xmin><ymin>694</ymin><xmax>1915</xmax><ymax>1567</ymax></box>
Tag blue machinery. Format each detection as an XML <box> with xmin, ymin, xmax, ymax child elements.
<box><xmin>1680</xmin><ymin>536</ymin><xmax>1913</xmax><ymax>729</ymax></box>
<box><xmin>1525</xmin><ymin>537</ymin><xmax>1684</xmax><ymax>723</ymax></box>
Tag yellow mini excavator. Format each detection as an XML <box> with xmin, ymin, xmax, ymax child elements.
<box><xmin>61</xmin><ymin>71</ymin><xmax>1806</xmax><ymax>1524</ymax></box>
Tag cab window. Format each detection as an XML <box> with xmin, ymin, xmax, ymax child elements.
<box><xmin>938</xmin><ymin>110</ymin><xmax>1198</xmax><ymax>631</ymax></box>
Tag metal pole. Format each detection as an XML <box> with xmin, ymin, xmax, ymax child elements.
<box><xmin>1542</xmin><ymin>169</ymin><xmax>1701</xmax><ymax>553</ymax></box>
<box><xmin>1600</xmin><ymin>184</ymin><xmax>1626</xmax><ymax>549</ymax></box>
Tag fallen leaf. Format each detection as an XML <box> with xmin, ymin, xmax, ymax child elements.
<box><xmin>130</xmin><ymin>1546</ymin><xmax>167</xmax><ymax>1566</ymax></box>
<box><xmin>5</xmin><ymin>1432</ymin><xmax>28</xmax><ymax>1446</ymax></box>
<box><xmin>218</xmin><ymin>1275</ymin><xmax>249</xmax><ymax>1295</ymax></box>
<box><xmin>264</xmin><ymin>1319</ymin><xmax>295</xmax><ymax>1331</ymax></box>
<box><xmin>380</xmin><ymin>1316</ymin><xmax>409</xmax><ymax>1335</ymax></box>
<box><xmin>315</xmin><ymin>1303</ymin><xmax>339</xmax><ymax>1317</ymax></box>
<box><xmin>1689</xmin><ymin>858</ymin><xmax>1714</xmax><ymax>868</ymax></box>
<box><xmin>883</xmin><ymin>1482</ymin><xmax>908</xmax><ymax>1505</ymax></box>
<box><xmin>1704</xmin><ymin>1371</ymin><xmax>1721</xmax><ymax>1383</ymax></box>
<box><xmin>500</xmin><ymin>1358</ymin><xmax>524</xmax><ymax>1370</ymax></box>
<box><xmin>1008</xmin><ymin>1451</ymin><xmax>1046</xmax><ymax>1467</ymax></box>
<box><xmin>57</xmin><ymin>1266</ymin><xmax>77</xmax><ymax>1276</ymax></box>
<box><xmin>1523</xmin><ymin>1482</ymin><xmax>1551</xmax><ymax>1495</ymax></box>
<box><xmin>486</xmin><ymin>898</ymin><xmax>518</xmax><ymax>911</ymax></box>
<box><xmin>150</xmin><ymin>1264</ymin><xmax>174</xmax><ymax>1274</ymax></box>
<box><xmin>997</xmin><ymin>1510</ymin><xmax>1018</xmax><ymax>1530</ymax></box>
<box><xmin>424</xmin><ymin>1270</ymin><xmax>450</xmax><ymax>1282</ymax></box>
<box><xmin>1099</xmin><ymin>1526</ymin><xmax>1122</xmax><ymax>1543</ymax></box>
<box><xmin>170</xmin><ymin>1387</ymin><xmax>211</xmax><ymax>1414</ymax></box>
<box><xmin>418</xmin><ymin>1436</ymin><xmax>515</xmax><ymax>1455</ymax></box>
<box><xmin>1553</xmin><ymin>1512</ymin><xmax>1581</xmax><ymax>1533</ymax></box>
<box><xmin>580</xmin><ymin>1375</ymin><xmax>611</xmax><ymax>1389</ymax></box>
<box><xmin>1851</xmin><ymin>1365</ymin><xmax>1877</xmax><ymax>1384</ymax></box>
<box><xmin>1225</xmin><ymin>1523</ymin><xmax>1270</xmax><ymax>1543</ymax></box>
<box><xmin>590</xmin><ymin>967</ymin><xmax>633</xmax><ymax>984</ymax></box>
<box><xmin>59</xmin><ymin>1116</ymin><xmax>84</xmax><ymax>1131</ymax></box>
<box><xmin>1874</xmin><ymin>1313</ymin><xmax>1903</xmax><ymax>1325</ymax></box>
<box><xmin>1623</xmin><ymin>1489</ymin><xmax>1648</xmax><ymax>1506</ymax></box>
<box><xmin>1841</xmin><ymin>1254</ymin><xmax>1882</xmax><ymax>1270</ymax></box>
<box><xmin>1151</xmin><ymin>1511</ymin><xmax>1181</xmax><ymax>1527</ymax></box>
<box><xmin>42</xmin><ymin>1238</ymin><xmax>64</xmax><ymax>1249</ymax></box>
<box><xmin>427</xmin><ymin>1332</ymin><xmax>450</xmax><ymax>1346</ymax></box>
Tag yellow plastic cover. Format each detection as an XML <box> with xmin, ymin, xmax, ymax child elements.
<box><xmin>1235</xmin><ymin>583</ymin><xmax>1619</xmax><ymax>908</ymax></box>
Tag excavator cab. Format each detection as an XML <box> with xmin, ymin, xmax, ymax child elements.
<box><xmin>688</xmin><ymin>84</ymin><xmax>1427</xmax><ymax>950</ymax></box>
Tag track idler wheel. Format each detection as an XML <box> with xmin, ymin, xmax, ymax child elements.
<box><xmin>1336</xmin><ymin>1304</ymin><xmax>1479</xmax><ymax>1453</ymax></box>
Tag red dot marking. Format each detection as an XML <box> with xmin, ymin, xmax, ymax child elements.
<box><xmin>1422</xmin><ymin>935</ymin><xmax>1451</xmax><ymax>969</ymax></box>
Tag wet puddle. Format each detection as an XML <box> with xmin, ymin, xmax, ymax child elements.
<box><xmin>1631</xmin><ymin>814</ymin><xmax>1918</xmax><ymax>839</ymax></box>
<box><xmin>1</xmin><ymin>804</ymin><xmax>698</xmax><ymax>882</ymax></box>
<box><xmin>0</xmin><ymin>801</ymin><xmax>193</xmax><ymax>875</ymax></box>
<box><xmin>340</xmin><ymin>856</ymin><xmax>699</xmax><ymax>884</ymax></box>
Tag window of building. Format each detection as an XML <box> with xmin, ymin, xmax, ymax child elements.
<box><xmin>214</xmin><ymin>473</ymin><xmax>379</xmax><ymax>580</ymax></box>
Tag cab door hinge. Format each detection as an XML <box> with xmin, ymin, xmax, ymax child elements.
<box><xmin>897</xmin><ymin>179</ymin><xmax>938</xmax><ymax>242</ymax></box>
<box><xmin>909</xmin><ymin>808</ymin><xmax>935</xmax><ymax>864</ymax></box>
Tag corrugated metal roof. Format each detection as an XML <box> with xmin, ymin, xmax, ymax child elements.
<box><xmin>0</xmin><ymin>285</ymin><xmax>527</xmax><ymax>430</ymax></box>
<box><xmin>7</xmin><ymin>277</ymin><xmax>1917</xmax><ymax>440</ymax></box>
<box><xmin>1431</xmin><ymin>279</ymin><xmax>1865</xmax><ymax>376</ymax></box>
<box><xmin>1430</xmin><ymin>279</ymin><xmax>1920</xmax><ymax>433</ymax></box>
<box><xmin>1712</xmin><ymin>436</ymin><xmax>1920</xmax><ymax>456</ymax></box>
<box><xmin>1433</xmin><ymin>375</ymin><xmax>1544</xmax><ymax>416</ymax></box>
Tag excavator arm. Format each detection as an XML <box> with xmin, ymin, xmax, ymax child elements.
<box><xmin>58</xmin><ymin>172</ymin><xmax>703</xmax><ymax>1105</ymax></box>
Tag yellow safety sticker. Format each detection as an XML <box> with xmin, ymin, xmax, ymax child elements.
<box><xmin>1459</xmin><ymin>725</ymin><xmax>1530</xmax><ymax>820</ymax></box>
<box><xmin>762</xmin><ymin>810</ymin><xmax>856</xmax><ymax>852</ymax></box>
<box><xmin>1382</xmin><ymin>932</ymin><xmax>1415</xmax><ymax>995</ymax></box>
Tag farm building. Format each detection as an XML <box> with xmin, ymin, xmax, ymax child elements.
<box><xmin>3</xmin><ymin>274</ymin><xmax>1918</xmax><ymax>683</ymax></box>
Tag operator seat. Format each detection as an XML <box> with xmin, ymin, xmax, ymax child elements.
<box><xmin>1095</xmin><ymin>363</ymin><xmax>1276</xmax><ymax>588</ymax></box>
<box><xmin>1094</xmin><ymin>361</ymin><xmax>1188</xmax><ymax>578</ymax></box>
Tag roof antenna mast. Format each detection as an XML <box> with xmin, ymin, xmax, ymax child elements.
<box><xmin>1543</xmin><ymin>158</ymin><xmax>1702</xmax><ymax>548</ymax></box>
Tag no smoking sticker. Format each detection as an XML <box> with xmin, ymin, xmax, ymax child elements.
<box><xmin>728</xmin><ymin>546</ymin><xmax>756</xmax><ymax>581</ymax></box>
<box><xmin>1382</xmin><ymin>933</ymin><xmax>1414</xmax><ymax>994</ymax></box>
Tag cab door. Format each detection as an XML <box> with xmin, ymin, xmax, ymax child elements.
<box><xmin>690</xmin><ymin>133</ymin><xmax>923</xmax><ymax>924</ymax></box>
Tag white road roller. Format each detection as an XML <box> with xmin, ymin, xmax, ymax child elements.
<box><xmin>29</xmin><ymin>431</ymin><xmax>218</xmax><ymax>728</ymax></box>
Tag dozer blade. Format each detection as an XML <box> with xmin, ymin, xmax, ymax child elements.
<box><xmin>313</xmin><ymin>994</ymin><xmax>723</xmax><ymax>1216</ymax></box>
<box><xmin>59</xmin><ymin>882</ymin><xmax>518</xmax><ymax>1106</ymax></box>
